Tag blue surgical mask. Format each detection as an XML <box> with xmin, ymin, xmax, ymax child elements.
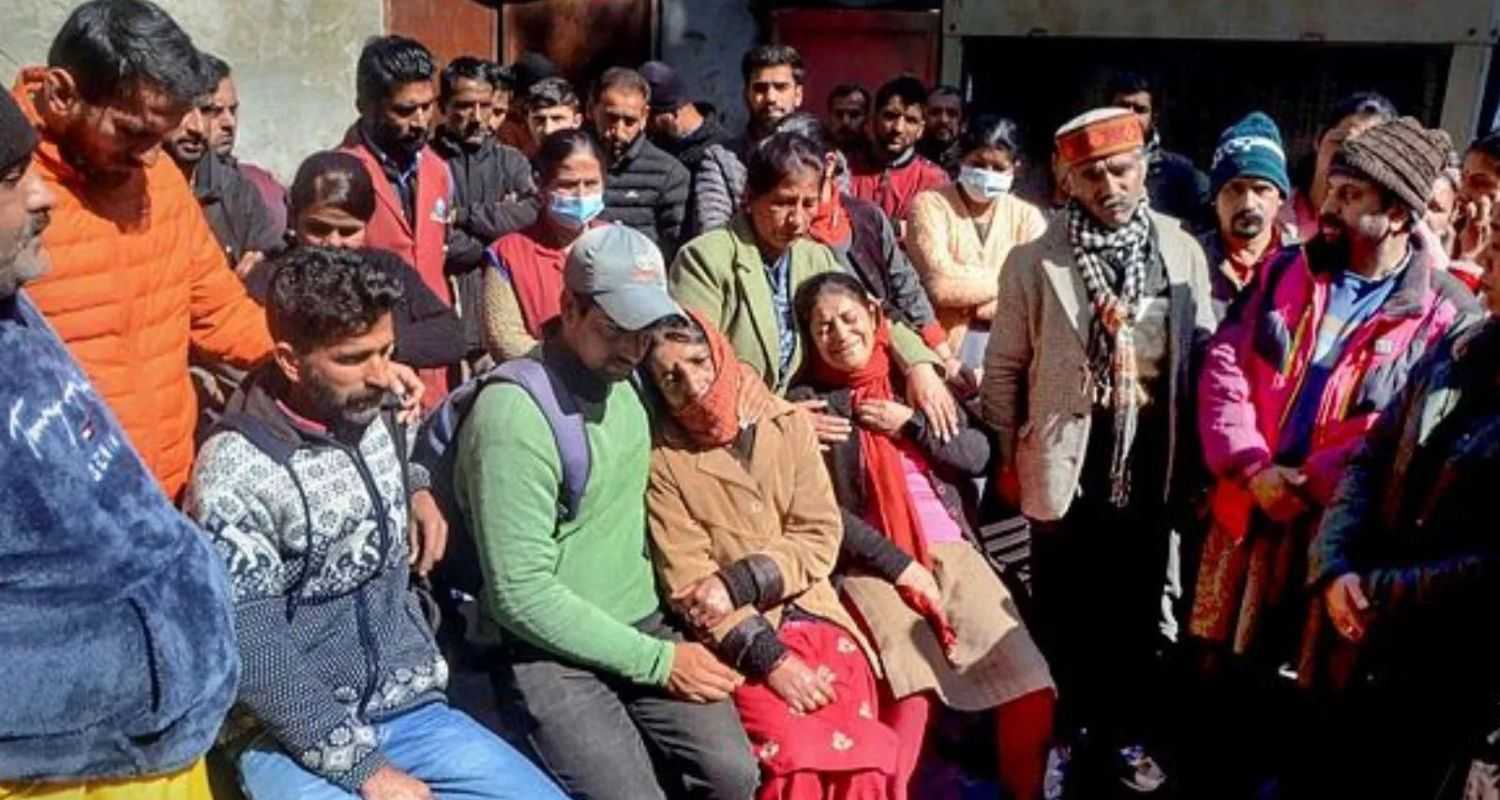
<box><xmin>549</xmin><ymin>192</ymin><xmax>605</xmax><ymax>229</ymax></box>
<box><xmin>958</xmin><ymin>165</ymin><xmax>1014</xmax><ymax>200</ymax></box>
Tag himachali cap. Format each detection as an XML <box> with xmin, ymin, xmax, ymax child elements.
<box><xmin>1054</xmin><ymin>107</ymin><xmax>1145</xmax><ymax>173</ymax></box>
<box><xmin>564</xmin><ymin>224</ymin><xmax>685</xmax><ymax>332</ymax></box>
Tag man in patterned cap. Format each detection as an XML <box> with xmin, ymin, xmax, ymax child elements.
<box><xmin>1191</xmin><ymin>115</ymin><xmax>1477</xmax><ymax>796</ymax></box>
<box><xmin>980</xmin><ymin>107</ymin><xmax>1213</xmax><ymax>795</ymax></box>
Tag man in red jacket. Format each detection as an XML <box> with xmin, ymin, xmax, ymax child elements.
<box><xmin>341</xmin><ymin>35</ymin><xmax>458</xmax><ymax>404</ymax></box>
<box><xmin>847</xmin><ymin>76</ymin><xmax>948</xmax><ymax>231</ymax></box>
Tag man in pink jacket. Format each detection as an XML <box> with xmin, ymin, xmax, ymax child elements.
<box><xmin>1186</xmin><ymin>115</ymin><xmax>1477</xmax><ymax>794</ymax></box>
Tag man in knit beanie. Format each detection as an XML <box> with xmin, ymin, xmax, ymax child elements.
<box><xmin>1199</xmin><ymin>111</ymin><xmax>1298</xmax><ymax>319</ymax></box>
<box><xmin>1187</xmin><ymin>113</ymin><xmax>1478</xmax><ymax>798</ymax></box>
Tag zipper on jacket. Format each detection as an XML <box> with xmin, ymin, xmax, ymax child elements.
<box><xmin>328</xmin><ymin>433</ymin><xmax>397</xmax><ymax>716</ymax></box>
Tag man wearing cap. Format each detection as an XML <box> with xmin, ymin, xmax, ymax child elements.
<box><xmin>641</xmin><ymin>60</ymin><xmax>728</xmax><ymax>175</ymax></box>
<box><xmin>1188</xmin><ymin>116</ymin><xmax>1477</xmax><ymax>792</ymax></box>
<box><xmin>1199</xmin><ymin>111</ymin><xmax>1298</xmax><ymax>321</ymax></box>
<box><xmin>980</xmin><ymin>106</ymin><xmax>1213</xmax><ymax>793</ymax></box>
<box><xmin>0</xmin><ymin>88</ymin><xmax>238</xmax><ymax>800</ymax></box>
<box><xmin>458</xmin><ymin>225</ymin><xmax>759</xmax><ymax>800</ymax></box>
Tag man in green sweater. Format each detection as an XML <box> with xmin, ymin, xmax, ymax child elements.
<box><xmin>455</xmin><ymin>224</ymin><xmax>758</xmax><ymax>800</ymax></box>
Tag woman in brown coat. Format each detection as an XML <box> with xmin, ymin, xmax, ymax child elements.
<box><xmin>643</xmin><ymin>308</ymin><xmax>901</xmax><ymax>800</ymax></box>
<box><xmin>789</xmin><ymin>273</ymin><xmax>1056</xmax><ymax>800</ymax></box>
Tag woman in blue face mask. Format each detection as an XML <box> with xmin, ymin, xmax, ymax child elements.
<box><xmin>482</xmin><ymin>129</ymin><xmax>608</xmax><ymax>362</ymax></box>
<box><xmin>907</xmin><ymin>116</ymin><xmax>1048</xmax><ymax>369</ymax></box>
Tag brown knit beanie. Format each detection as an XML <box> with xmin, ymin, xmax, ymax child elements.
<box><xmin>1331</xmin><ymin>116</ymin><xmax>1451</xmax><ymax>212</ymax></box>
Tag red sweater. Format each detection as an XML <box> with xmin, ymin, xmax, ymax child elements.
<box><xmin>848</xmin><ymin>150</ymin><xmax>948</xmax><ymax>224</ymax></box>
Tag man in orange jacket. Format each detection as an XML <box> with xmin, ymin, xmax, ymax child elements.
<box><xmin>12</xmin><ymin>0</ymin><xmax>272</xmax><ymax>503</ymax></box>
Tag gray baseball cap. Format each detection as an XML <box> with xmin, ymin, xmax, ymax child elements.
<box><xmin>563</xmin><ymin>224</ymin><xmax>684</xmax><ymax>331</ymax></box>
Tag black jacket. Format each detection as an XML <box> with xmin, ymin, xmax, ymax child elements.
<box><xmin>246</xmin><ymin>246</ymin><xmax>464</xmax><ymax>369</ymax></box>
<box><xmin>1147</xmin><ymin>148</ymin><xmax>1211</xmax><ymax>230</ymax></box>
<box><xmin>597</xmin><ymin>132</ymin><xmax>690</xmax><ymax>261</ymax></box>
<box><xmin>432</xmin><ymin>130</ymin><xmax>540</xmax><ymax>355</ymax></box>
<box><xmin>193</xmin><ymin>152</ymin><xmax>285</xmax><ymax>267</ymax></box>
<box><xmin>1310</xmin><ymin>319</ymin><xmax>1500</xmax><ymax>689</ymax></box>
<box><xmin>656</xmin><ymin>103</ymin><xmax>730</xmax><ymax>175</ymax></box>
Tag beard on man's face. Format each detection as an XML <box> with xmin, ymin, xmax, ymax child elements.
<box><xmin>305</xmin><ymin>373</ymin><xmax>385</xmax><ymax>430</ymax></box>
<box><xmin>1307</xmin><ymin>212</ymin><xmax>1353</xmax><ymax>267</ymax></box>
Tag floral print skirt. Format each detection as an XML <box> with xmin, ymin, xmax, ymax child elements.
<box><xmin>734</xmin><ymin>617</ymin><xmax>900</xmax><ymax>800</ymax></box>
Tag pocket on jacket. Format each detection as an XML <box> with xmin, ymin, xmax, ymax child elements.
<box><xmin>0</xmin><ymin>599</ymin><xmax>154</xmax><ymax>737</ymax></box>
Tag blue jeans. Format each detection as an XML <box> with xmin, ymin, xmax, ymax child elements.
<box><xmin>237</xmin><ymin>702</ymin><xmax>565</xmax><ymax>800</ymax></box>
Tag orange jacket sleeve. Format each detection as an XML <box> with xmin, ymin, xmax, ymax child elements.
<box><xmin>186</xmin><ymin>209</ymin><xmax>273</xmax><ymax>367</ymax></box>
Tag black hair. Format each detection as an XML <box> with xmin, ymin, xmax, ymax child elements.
<box><xmin>200</xmin><ymin>52</ymin><xmax>231</xmax><ymax>86</ymax></box>
<box><xmin>1105</xmin><ymin>70</ymin><xmax>1154</xmax><ymax>102</ymax></box>
<box><xmin>526</xmin><ymin>76</ymin><xmax>581</xmax><ymax>113</ymax></box>
<box><xmin>591</xmin><ymin>67</ymin><xmax>651</xmax><ymax>104</ymax></box>
<box><xmin>1470</xmin><ymin>128</ymin><xmax>1500</xmax><ymax>161</ymax></box>
<box><xmin>827</xmin><ymin>83</ymin><xmax>869</xmax><ymax>110</ymax></box>
<box><xmin>47</xmin><ymin>0</ymin><xmax>207</xmax><ymax>105</ymax></box>
<box><xmin>771</xmin><ymin>111</ymin><xmax>832</xmax><ymax>155</ymax></box>
<box><xmin>534</xmin><ymin>128</ymin><xmax>607</xmax><ymax>186</ymax></box>
<box><xmin>793</xmin><ymin>271</ymin><xmax>873</xmax><ymax>332</ymax></box>
<box><xmin>288</xmin><ymin>150</ymin><xmax>377</xmax><ymax>224</ymax></box>
<box><xmin>929</xmin><ymin>84</ymin><xmax>963</xmax><ymax>105</ymax></box>
<box><xmin>959</xmin><ymin>115</ymin><xmax>1023</xmax><ymax>159</ymax></box>
<box><xmin>440</xmin><ymin>56</ymin><xmax>493</xmax><ymax>105</ymax></box>
<box><xmin>742</xmin><ymin>45</ymin><xmax>804</xmax><ymax>85</ymax></box>
<box><xmin>1320</xmin><ymin>91</ymin><xmax>1397</xmax><ymax>136</ymax></box>
<box><xmin>874</xmin><ymin>76</ymin><xmax>927</xmax><ymax>112</ymax></box>
<box><xmin>356</xmin><ymin>35</ymin><xmax>435</xmax><ymax>110</ymax></box>
<box><xmin>267</xmin><ymin>246</ymin><xmax>403</xmax><ymax>352</ymax></box>
<box><xmin>486</xmin><ymin>62</ymin><xmax>516</xmax><ymax>93</ymax></box>
<box><xmin>746</xmin><ymin>130</ymin><xmax>825</xmax><ymax>199</ymax></box>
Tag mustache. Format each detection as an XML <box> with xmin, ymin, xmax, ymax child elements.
<box><xmin>1231</xmin><ymin>209</ymin><xmax>1266</xmax><ymax>226</ymax></box>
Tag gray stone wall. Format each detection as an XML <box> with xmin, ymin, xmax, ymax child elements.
<box><xmin>0</xmin><ymin>0</ymin><xmax>384</xmax><ymax>183</ymax></box>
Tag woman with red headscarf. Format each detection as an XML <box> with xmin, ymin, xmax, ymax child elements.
<box><xmin>788</xmin><ymin>272</ymin><xmax>1056</xmax><ymax>800</ymax></box>
<box><xmin>643</xmin><ymin>308</ymin><xmax>899</xmax><ymax>800</ymax></box>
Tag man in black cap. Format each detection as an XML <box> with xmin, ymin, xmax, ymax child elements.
<box><xmin>640</xmin><ymin>60</ymin><xmax>728</xmax><ymax>175</ymax></box>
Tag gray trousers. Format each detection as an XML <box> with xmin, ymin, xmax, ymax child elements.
<box><xmin>494</xmin><ymin>613</ymin><xmax>758</xmax><ymax>800</ymax></box>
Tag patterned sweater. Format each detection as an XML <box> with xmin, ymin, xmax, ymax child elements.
<box><xmin>187</xmin><ymin>366</ymin><xmax>444</xmax><ymax>791</ymax></box>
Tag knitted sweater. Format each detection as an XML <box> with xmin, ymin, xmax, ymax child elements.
<box><xmin>187</xmin><ymin>366</ymin><xmax>444</xmax><ymax>792</ymax></box>
<box><xmin>0</xmin><ymin>294</ymin><xmax>238</xmax><ymax>783</ymax></box>
<box><xmin>455</xmin><ymin>339</ymin><xmax>674</xmax><ymax>685</ymax></box>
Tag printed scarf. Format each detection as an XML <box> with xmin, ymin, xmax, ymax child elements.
<box><xmin>1067</xmin><ymin>198</ymin><xmax>1154</xmax><ymax>507</ymax></box>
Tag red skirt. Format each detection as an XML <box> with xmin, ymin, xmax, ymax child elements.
<box><xmin>734</xmin><ymin>618</ymin><xmax>900</xmax><ymax>800</ymax></box>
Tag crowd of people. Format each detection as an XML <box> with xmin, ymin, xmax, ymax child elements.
<box><xmin>2</xmin><ymin>1</ymin><xmax>1499</xmax><ymax>799</ymax></box>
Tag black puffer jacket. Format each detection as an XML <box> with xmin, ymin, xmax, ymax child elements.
<box><xmin>597</xmin><ymin>131</ymin><xmax>690</xmax><ymax>261</ymax></box>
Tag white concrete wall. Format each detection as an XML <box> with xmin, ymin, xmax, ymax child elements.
<box><xmin>0</xmin><ymin>0</ymin><xmax>384</xmax><ymax>183</ymax></box>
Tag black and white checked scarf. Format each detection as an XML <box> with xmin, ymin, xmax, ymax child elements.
<box><xmin>1067</xmin><ymin>198</ymin><xmax>1154</xmax><ymax>507</ymax></box>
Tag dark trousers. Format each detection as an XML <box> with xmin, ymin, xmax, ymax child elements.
<box><xmin>1028</xmin><ymin>486</ymin><xmax>1170</xmax><ymax>750</ymax></box>
<box><xmin>492</xmin><ymin>613</ymin><xmax>759</xmax><ymax>800</ymax></box>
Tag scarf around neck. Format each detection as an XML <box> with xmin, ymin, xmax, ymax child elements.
<box><xmin>809</xmin><ymin>191</ymin><xmax>853</xmax><ymax>248</ymax></box>
<box><xmin>1067</xmin><ymin>197</ymin><xmax>1154</xmax><ymax>507</ymax></box>
<box><xmin>670</xmin><ymin>307</ymin><xmax>745</xmax><ymax>450</ymax></box>
<box><xmin>807</xmin><ymin>320</ymin><xmax>959</xmax><ymax>652</ymax></box>
<box><xmin>808</xmin><ymin>321</ymin><xmax>933</xmax><ymax>569</ymax></box>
